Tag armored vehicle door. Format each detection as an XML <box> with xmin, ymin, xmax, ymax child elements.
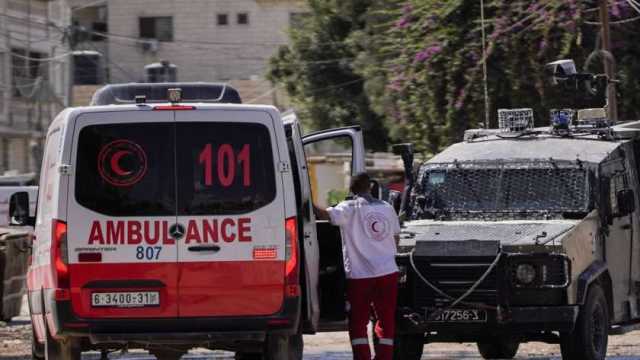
<box><xmin>601</xmin><ymin>149</ymin><xmax>637</xmax><ymax>323</ymax></box>
<box><xmin>302</xmin><ymin>127</ymin><xmax>366</xmax><ymax>325</ymax></box>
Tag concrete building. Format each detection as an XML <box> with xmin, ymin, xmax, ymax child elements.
<box><xmin>0</xmin><ymin>0</ymin><xmax>71</xmax><ymax>175</ymax></box>
<box><xmin>71</xmin><ymin>0</ymin><xmax>305</xmax><ymax>106</ymax></box>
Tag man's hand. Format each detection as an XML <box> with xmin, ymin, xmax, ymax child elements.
<box><xmin>313</xmin><ymin>204</ymin><xmax>330</xmax><ymax>221</ymax></box>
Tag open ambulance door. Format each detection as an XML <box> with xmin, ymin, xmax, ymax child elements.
<box><xmin>302</xmin><ymin>126</ymin><xmax>366</xmax><ymax>328</ymax></box>
<box><xmin>283</xmin><ymin>113</ymin><xmax>321</xmax><ymax>333</ymax></box>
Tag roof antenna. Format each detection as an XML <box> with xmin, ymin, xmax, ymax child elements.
<box><xmin>480</xmin><ymin>0</ymin><xmax>490</xmax><ymax>129</ymax></box>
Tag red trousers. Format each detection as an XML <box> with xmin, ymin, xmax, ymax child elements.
<box><xmin>346</xmin><ymin>272</ymin><xmax>399</xmax><ymax>360</ymax></box>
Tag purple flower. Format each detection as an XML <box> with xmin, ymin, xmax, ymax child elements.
<box><xmin>413</xmin><ymin>45</ymin><xmax>443</xmax><ymax>63</ymax></box>
<box><xmin>611</xmin><ymin>3</ymin><xmax>621</xmax><ymax>17</ymax></box>
<box><xmin>539</xmin><ymin>39</ymin><xmax>547</xmax><ymax>51</ymax></box>
<box><xmin>403</xmin><ymin>3</ymin><xmax>413</xmax><ymax>15</ymax></box>
<box><xmin>395</xmin><ymin>17</ymin><xmax>410</xmax><ymax>29</ymax></box>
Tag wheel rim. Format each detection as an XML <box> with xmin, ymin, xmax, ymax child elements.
<box><xmin>591</xmin><ymin>303</ymin><xmax>605</xmax><ymax>355</ymax></box>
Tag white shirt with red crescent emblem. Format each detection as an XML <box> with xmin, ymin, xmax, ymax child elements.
<box><xmin>327</xmin><ymin>195</ymin><xmax>400</xmax><ymax>279</ymax></box>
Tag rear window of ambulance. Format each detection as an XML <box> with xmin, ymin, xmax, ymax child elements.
<box><xmin>75</xmin><ymin>123</ymin><xmax>175</xmax><ymax>216</ymax></box>
<box><xmin>175</xmin><ymin>122</ymin><xmax>276</xmax><ymax>215</ymax></box>
<box><xmin>75</xmin><ymin>122</ymin><xmax>277</xmax><ymax>216</ymax></box>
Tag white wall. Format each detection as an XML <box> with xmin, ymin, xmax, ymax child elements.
<box><xmin>106</xmin><ymin>0</ymin><xmax>304</xmax><ymax>83</ymax></box>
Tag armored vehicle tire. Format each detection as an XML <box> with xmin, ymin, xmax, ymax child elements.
<box><xmin>31</xmin><ymin>327</ymin><xmax>44</xmax><ymax>360</ymax></box>
<box><xmin>560</xmin><ymin>284</ymin><xmax>609</xmax><ymax>360</ymax></box>
<box><xmin>150</xmin><ymin>349</ymin><xmax>186</xmax><ymax>360</ymax></box>
<box><xmin>235</xmin><ymin>352</ymin><xmax>261</xmax><ymax>360</ymax></box>
<box><xmin>393</xmin><ymin>334</ymin><xmax>425</xmax><ymax>360</ymax></box>
<box><xmin>44</xmin><ymin>321</ymin><xmax>81</xmax><ymax>360</ymax></box>
<box><xmin>476</xmin><ymin>340</ymin><xmax>519</xmax><ymax>359</ymax></box>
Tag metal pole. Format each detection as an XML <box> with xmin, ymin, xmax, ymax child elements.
<box><xmin>599</xmin><ymin>0</ymin><xmax>618</xmax><ymax>122</ymax></box>
<box><xmin>2</xmin><ymin>0</ymin><xmax>11</xmax><ymax>128</ymax></box>
<box><xmin>67</xmin><ymin>28</ymin><xmax>74</xmax><ymax>107</ymax></box>
<box><xmin>480</xmin><ymin>0</ymin><xmax>490</xmax><ymax>128</ymax></box>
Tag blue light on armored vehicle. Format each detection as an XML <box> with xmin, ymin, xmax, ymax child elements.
<box><xmin>550</xmin><ymin>109</ymin><xmax>574</xmax><ymax>130</ymax></box>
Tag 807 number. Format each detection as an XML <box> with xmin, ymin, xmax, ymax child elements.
<box><xmin>136</xmin><ymin>246</ymin><xmax>162</xmax><ymax>260</ymax></box>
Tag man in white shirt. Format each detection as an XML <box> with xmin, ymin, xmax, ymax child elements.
<box><xmin>315</xmin><ymin>173</ymin><xmax>401</xmax><ymax>360</ymax></box>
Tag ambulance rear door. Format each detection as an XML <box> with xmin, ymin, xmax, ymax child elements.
<box><xmin>67</xmin><ymin>110</ymin><xmax>178</xmax><ymax>319</ymax></box>
<box><xmin>175</xmin><ymin>109</ymin><xmax>287</xmax><ymax>317</ymax></box>
<box><xmin>283</xmin><ymin>112</ymin><xmax>320</xmax><ymax>332</ymax></box>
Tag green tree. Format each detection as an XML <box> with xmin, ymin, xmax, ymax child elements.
<box><xmin>271</xmin><ymin>0</ymin><xmax>640</xmax><ymax>156</ymax></box>
<box><xmin>268</xmin><ymin>0</ymin><xmax>396</xmax><ymax>151</ymax></box>
<box><xmin>361</xmin><ymin>0</ymin><xmax>640</xmax><ymax>155</ymax></box>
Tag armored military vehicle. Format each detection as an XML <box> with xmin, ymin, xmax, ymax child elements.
<box><xmin>392</xmin><ymin>104</ymin><xmax>640</xmax><ymax>360</ymax></box>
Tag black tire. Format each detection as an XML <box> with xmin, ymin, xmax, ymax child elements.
<box><xmin>151</xmin><ymin>349</ymin><xmax>185</xmax><ymax>360</ymax></box>
<box><xmin>262</xmin><ymin>332</ymin><xmax>303</xmax><ymax>360</ymax></box>
<box><xmin>234</xmin><ymin>353</ymin><xmax>262</xmax><ymax>360</ymax></box>
<box><xmin>287</xmin><ymin>332</ymin><xmax>304</xmax><ymax>360</ymax></box>
<box><xmin>44</xmin><ymin>320</ymin><xmax>81</xmax><ymax>360</ymax></box>
<box><xmin>477</xmin><ymin>340</ymin><xmax>520</xmax><ymax>359</ymax></box>
<box><xmin>560</xmin><ymin>284</ymin><xmax>609</xmax><ymax>360</ymax></box>
<box><xmin>393</xmin><ymin>333</ymin><xmax>424</xmax><ymax>360</ymax></box>
<box><xmin>31</xmin><ymin>326</ymin><xmax>45</xmax><ymax>360</ymax></box>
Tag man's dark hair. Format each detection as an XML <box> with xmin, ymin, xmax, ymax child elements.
<box><xmin>350</xmin><ymin>172</ymin><xmax>371</xmax><ymax>195</ymax></box>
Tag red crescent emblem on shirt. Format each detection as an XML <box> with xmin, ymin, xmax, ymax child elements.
<box><xmin>364</xmin><ymin>212</ymin><xmax>389</xmax><ymax>241</ymax></box>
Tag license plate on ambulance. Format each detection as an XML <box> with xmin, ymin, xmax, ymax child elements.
<box><xmin>425</xmin><ymin>308</ymin><xmax>487</xmax><ymax>323</ymax></box>
<box><xmin>91</xmin><ymin>291</ymin><xmax>159</xmax><ymax>308</ymax></box>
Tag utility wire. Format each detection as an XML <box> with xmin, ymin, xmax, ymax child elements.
<box><xmin>585</xmin><ymin>15</ymin><xmax>640</xmax><ymax>24</ymax></box>
<box><xmin>71</xmin><ymin>0</ymin><xmax>106</xmax><ymax>12</ymax></box>
<box><xmin>8</xmin><ymin>50</ymin><xmax>71</xmax><ymax>62</ymax></box>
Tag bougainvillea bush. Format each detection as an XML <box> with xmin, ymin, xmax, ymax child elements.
<box><xmin>270</xmin><ymin>0</ymin><xmax>640</xmax><ymax>156</ymax></box>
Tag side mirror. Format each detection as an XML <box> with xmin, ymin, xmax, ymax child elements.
<box><xmin>616</xmin><ymin>189</ymin><xmax>636</xmax><ymax>216</ymax></box>
<box><xmin>392</xmin><ymin>143</ymin><xmax>415</xmax><ymax>218</ymax></box>
<box><xmin>9</xmin><ymin>192</ymin><xmax>34</xmax><ymax>226</ymax></box>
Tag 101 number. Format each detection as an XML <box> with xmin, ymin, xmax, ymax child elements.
<box><xmin>198</xmin><ymin>144</ymin><xmax>251</xmax><ymax>187</ymax></box>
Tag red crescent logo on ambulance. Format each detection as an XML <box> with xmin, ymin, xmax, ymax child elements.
<box><xmin>98</xmin><ymin>140</ymin><xmax>148</xmax><ymax>187</ymax></box>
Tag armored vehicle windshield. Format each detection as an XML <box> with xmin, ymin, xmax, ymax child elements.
<box><xmin>411</xmin><ymin>135</ymin><xmax>621</xmax><ymax>221</ymax></box>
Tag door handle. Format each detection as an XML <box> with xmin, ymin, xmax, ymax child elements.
<box><xmin>304</xmin><ymin>232</ymin><xmax>312</xmax><ymax>239</ymax></box>
<box><xmin>188</xmin><ymin>245</ymin><xmax>221</xmax><ymax>252</ymax></box>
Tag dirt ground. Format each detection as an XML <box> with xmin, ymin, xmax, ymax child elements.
<box><xmin>3</xmin><ymin>318</ymin><xmax>640</xmax><ymax>360</ymax></box>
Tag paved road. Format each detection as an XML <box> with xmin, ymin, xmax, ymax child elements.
<box><xmin>4</xmin><ymin>320</ymin><xmax>640</xmax><ymax>359</ymax></box>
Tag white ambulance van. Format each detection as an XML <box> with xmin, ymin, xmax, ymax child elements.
<box><xmin>9</xmin><ymin>83</ymin><xmax>366</xmax><ymax>359</ymax></box>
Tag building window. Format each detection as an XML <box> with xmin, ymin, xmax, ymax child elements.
<box><xmin>11</xmin><ymin>48</ymin><xmax>47</xmax><ymax>98</ymax></box>
<box><xmin>237</xmin><ymin>12</ymin><xmax>249</xmax><ymax>25</ymax></box>
<box><xmin>217</xmin><ymin>13</ymin><xmax>228</xmax><ymax>26</ymax></box>
<box><xmin>139</xmin><ymin>16</ymin><xmax>173</xmax><ymax>41</ymax></box>
<box><xmin>91</xmin><ymin>21</ymin><xmax>108</xmax><ymax>41</ymax></box>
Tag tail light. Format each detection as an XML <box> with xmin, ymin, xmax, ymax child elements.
<box><xmin>51</xmin><ymin>219</ymin><xmax>69</xmax><ymax>289</ymax></box>
<box><xmin>284</xmin><ymin>216</ymin><xmax>300</xmax><ymax>297</ymax></box>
